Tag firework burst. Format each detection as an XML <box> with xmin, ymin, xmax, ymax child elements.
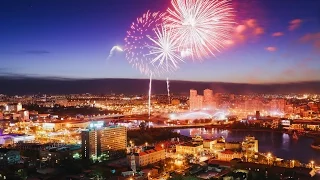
<box><xmin>166</xmin><ymin>0</ymin><xmax>235</xmax><ymax>60</ymax></box>
<box><xmin>124</xmin><ymin>11</ymin><xmax>166</xmax><ymax>76</ymax></box>
<box><xmin>146</xmin><ymin>25</ymin><xmax>184</xmax><ymax>73</ymax></box>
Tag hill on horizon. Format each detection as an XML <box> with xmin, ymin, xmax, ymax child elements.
<box><xmin>0</xmin><ymin>77</ymin><xmax>319</xmax><ymax>95</ymax></box>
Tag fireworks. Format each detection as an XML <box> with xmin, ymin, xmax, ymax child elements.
<box><xmin>124</xmin><ymin>11</ymin><xmax>166</xmax><ymax>76</ymax></box>
<box><xmin>121</xmin><ymin>1</ymin><xmax>235</xmax><ymax>117</ymax></box>
<box><xmin>166</xmin><ymin>0</ymin><xmax>234</xmax><ymax>60</ymax></box>
<box><xmin>146</xmin><ymin>25</ymin><xmax>184</xmax><ymax>73</ymax></box>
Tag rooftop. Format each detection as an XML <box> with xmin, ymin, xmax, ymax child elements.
<box><xmin>179</xmin><ymin>141</ymin><xmax>203</xmax><ymax>147</ymax></box>
<box><xmin>135</xmin><ymin>147</ymin><xmax>164</xmax><ymax>156</ymax></box>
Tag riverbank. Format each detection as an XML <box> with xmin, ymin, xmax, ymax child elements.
<box><xmin>177</xmin><ymin>128</ymin><xmax>320</xmax><ymax>164</ymax></box>
<box><xmin>154</xmin><ymin>123</ymin><xmax>320</xmax><ymax>139</ymax></box>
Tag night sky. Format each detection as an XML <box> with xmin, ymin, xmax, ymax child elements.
<box><xmin>1</xmin><ymin>0</ymin><xmax>320</xmax><ymax>84</ymax></box>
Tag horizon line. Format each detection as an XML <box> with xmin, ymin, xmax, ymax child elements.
<box><xmin>0</xmin><ymin>75</ymin><xmax>319</xmax><ymax>85</ymax></box>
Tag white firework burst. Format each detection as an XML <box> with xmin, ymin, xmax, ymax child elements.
<box><xmin>146</xmin><ymin>25</ymin><xmax>184</xmax><ymax>73</ymax></box>
<box><xmin>166</xmin><ymin>0</ymin><xmax>235</xmax><ymax>60</ymax></box>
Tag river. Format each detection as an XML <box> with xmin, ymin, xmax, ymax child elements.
<box><xmin>176</xmin><ymin>128</ymin><xmax>320</xmax><ymax>164</ymax></box>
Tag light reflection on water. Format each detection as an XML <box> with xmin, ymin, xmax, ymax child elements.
<box><xmin>177</xmin><ymin>128</ymin><xmax>320</xmax><ymax>164</ymax></box>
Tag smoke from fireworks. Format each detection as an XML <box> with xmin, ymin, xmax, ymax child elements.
<box><xmin>107</xmin><ymin>46</ymin><xmax>123</xmax><ymax>60</ymax></box>
<box><xmin>166</xmin><ymin>0</ymin><xmax>235</xmax><ymax>60</ymax></box>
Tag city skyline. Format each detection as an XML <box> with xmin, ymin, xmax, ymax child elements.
<box><xmin>1</xmin><ymin>0</ymin><xmax>320</xmax><ymax>83</ymax></box>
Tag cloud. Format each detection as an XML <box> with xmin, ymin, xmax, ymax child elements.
<box><xmin>225</xmin><ymin>18</ymin><xmax>264</xmax><ymax>46</ymax></box>
<box><xmin>289</xmin><ymin>19</ymin><xmax>302</xmax><ymax>31</ymax></box>
<box><xmin>272</xmin><ymin>32</ymin><xmax>284</xmax><ymax>37</ymax></box>
<box><xmin>246</xmin><ymin>19</ymin><xmax>257</xmax><ymax>28</ymax></box>
<box><xmin>300</xmin><ymin>32</ymin><xmax>320</xmax><ymax>51</ymax></box>
<box><xmin>23</xmin><ymin>50</ymin><xmax>50</xmax><ymax>54</ymax></box>
<box><xmin>265</xmin><ymin>46</ymin><xmax>277</xmax><ymax>52</ymax></box>
<box><xmin>254</xmin><ymin>27</ymin><xmax>264</xmax><ymax>35</ymax></box>
<box><xmin>235</xmin><ymin>25</ymin><xmax>246</xmax><ymax>33</ymax></box>
<box><xmin>300</xmin><ymin>32</ymin><xmax>320</xmax><ymax>42</ymax></box>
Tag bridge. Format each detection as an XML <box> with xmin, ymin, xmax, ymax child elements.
<box><xmin>169</xmin><ymin>111</ymin><xmax>228</xmax><ymax>121</ymax></box>
<box><xmin>83</xmin><ymin>114</ymin><xmax>124</xmax><ymax>120</ymax></box>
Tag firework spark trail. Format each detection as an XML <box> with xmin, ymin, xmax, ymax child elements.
<box><xmin>107</xmin><ymin>46</ymin><xmax>123</xmax><ymax>60</ymax></box>
<box><xmin>167</xmin><ymin>77</ymin><xmax>170</xmax><ymax>103</ymax></box>
<box><xmin>148</xmin><ymin>73</ymin><xmax>152</xmax><ymax>118</ymax></box>
<box><xmin>166</xmin><ymin>0</ymin><xmax>235</xmax><ymax>60</ymax></box>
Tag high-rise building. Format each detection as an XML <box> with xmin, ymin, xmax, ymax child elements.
<box><xmin>203</xmin><ymin>89</ymin><xmax>214</xmax><ymax>108</ymax></box>
<box><xmin>81</xmin><ymin>125</ymin><xmax>127</xmax><ymax>160</ymax></box>
<box><xmin>189</xmin><ymin>89</ymin><xmax>198</xmax><ymax>110</ymax></box>
<box><xmin>190</xmin><ymin>89</ymin><xmax>216</xmax><ymax>110</ymax></box>
<box><xmin>196</xmin><ymin>95</ymin><xmax>203</xmax><ymax>110</ymax></box>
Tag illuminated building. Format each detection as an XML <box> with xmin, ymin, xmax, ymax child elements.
<box><xmin>5</xmin><ymin>103</ymin><xmax>22</xmax><ymax>112</ymax></box>
<box><xmin>0</xmin><ymin>112</ymin><xmax>3</xmax><ymax>120</ymax></box>
<box><xmin>203</xmin><ymin>89</ymin><xmax>215</xmax><ymax>109</ymax></box>
<box><xmin>176</xmin><ymin>142</ymin><xmax>203</xmax><ymax>155</ymax></box>
<box><xmin>242</xmin><ymin>136</ymin><xmax>259</xmax><ymax>153</ymax></box>
<box><xmin>81</xmin><ymin>125</ymin><xmax>127</xmax><ymax>160</ymax></box>
<box><xmin>129</xmin><ymin>146</ymin><xmax>165</xmax><ymax>167</ymax></box>
<box><xmin>19</xmin><ymin>110</ymin><xmax>29</xmax><ymax>121</ymax></box>
<box><xmin>225</xmin><ymin>142</ymin><xmax>241</xmax><ymax>150</ymax></box>
<box><xmin>189</xmin><ymin>89</ymin><xmax>198</xmax><ymax>110</ymax></box>
<box><xmin>0</xmin><ymin>148</ymin><xmax>20</xmax><ymax>167</ymax></box>
<box><xmin>270</xmin><ymin>99</ymin><xmax>286</xmax><ymax>112</ymax></box>
<box><xmin>190</xmin><ymin>89</ymin><xmax>218</xmax><ymax>110</ymax></box>
<box><xmin>41</xmin><ymin>120</ymin><xmax>89</xmax><ymax>131</ymax></box>
<box><xmin>217</xmin><ymin>150</ymin><xmax>242</xmax><ymax>161</ymax></box>
<box><xmin>0</xmin><ymin>134</ymin><xmax>35</xmax><ymax>146</ymax></box>
<box><xmin>203</xmin><ymin>139</ymin><xmax>216</xmax><ymax>149</ymax></box>
<box><xmin>189</xmin><ymin>89</ymin><xmax>204</xmax><ymax>111</ymax></box>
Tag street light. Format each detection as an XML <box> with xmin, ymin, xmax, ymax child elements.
<box><xmin>145</xmin><ymin>142</ymin><xmax>148</xmax><ymax>147</ymax></box>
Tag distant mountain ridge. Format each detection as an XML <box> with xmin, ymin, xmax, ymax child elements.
<box><xmin>0</xmin><ymin>77</ymin><xmax>319</xmax><ymax>95</ymax></box>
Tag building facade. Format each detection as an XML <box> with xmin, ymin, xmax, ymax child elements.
<box><xmin>190</xmin><ymin>89</ymin><xmax>217</xmax><ymax>110</ymax></box>
<box><xmin>129</xmin><ymin>147</ymin><xmax>165</xmax><ymax>167</ymax></box>
<box><xmin>217</xmin><ymin>150</ymin><xmax>243</xmax><ymax>161</ymax></box>
<box><xmin>176</xmin><ymin>142</ymin><xmax>203</xmax><ymax>155</ymax></box>
<box><xmin>203</xmin><ymin>89</ymin><xmax>214</xmax><ymax>109</ymax></box>
<box><xmin>81</xmin><ymin>125</ymin><xmax>127</xmax><ymax>160</ymax></box>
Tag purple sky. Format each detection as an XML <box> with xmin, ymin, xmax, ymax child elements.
<box><xmin>1</xmin><ymin>0</ymin><xmax>320</xmax><ymax>84</ymax></box>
